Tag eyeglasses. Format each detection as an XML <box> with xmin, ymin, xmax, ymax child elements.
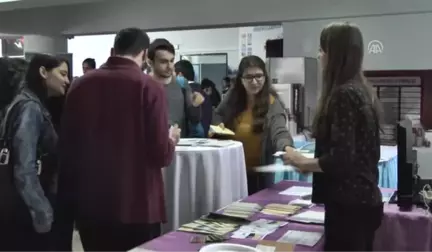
<box><xmin>242</xmin><ymin>74</ymin><xmax>265</xmax><ymax>82</ymax></box>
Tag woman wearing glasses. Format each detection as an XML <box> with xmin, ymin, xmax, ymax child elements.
<box><xmin>213</xmin><ymin>55</ymin><xmax>293</xmax><ymax>195</ymax></box>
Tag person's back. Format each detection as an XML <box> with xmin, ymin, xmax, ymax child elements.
<box><xmin>57</xmin><ymin>28</ymin><xmax>178</xmax><ymax>251</ymax></box>
<box><xmin>65</xmin><ymin>59</ymin><xmax>174</xmax><ymax>221</ymax></box>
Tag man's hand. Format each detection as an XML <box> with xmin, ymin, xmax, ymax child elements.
<box><xmin>169</xmin><ymin>124</ymin><xmax>181</xmax><ymax>145</ymax></box>
<box><xmin>191</xmin><ymin>92</ymin><xmax>205</xmax><ymax>107</ymax></box>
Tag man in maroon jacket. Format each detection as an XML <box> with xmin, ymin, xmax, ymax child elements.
<box><xmin>56</xmin><ymin>28</ymin><xmax>179</xmax><ymax>251</ymax></box>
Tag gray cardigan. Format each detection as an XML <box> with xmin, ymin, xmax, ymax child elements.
<box><xmin>213</xmin><ymin>93</ymin><xmax>293</xmax><ymax>166</ymax></box>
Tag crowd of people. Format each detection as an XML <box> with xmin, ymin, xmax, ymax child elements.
<box><xmin>0</xmin><ymin>22</ymin><xmax>383</xmax><ymax>252</ymax></box>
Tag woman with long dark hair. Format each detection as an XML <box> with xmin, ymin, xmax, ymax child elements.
<box><xmin>201</xmin><ymin>78</ymin><xmax>221</xmax><ymax>108</ymax></box>
<box><xmin>0</xmin><ymin>54</ymin><xmax>69</xmax><ymax>250</ymax></box>
<box><xmin>283</xmin><ymin>22</ymin><xmax>383</xmax><ymax>251</ymax></box>
<box><xmin>213</xmin><ymin>55</ymin><xmax>293</xmax><ymax>195</ymax></box>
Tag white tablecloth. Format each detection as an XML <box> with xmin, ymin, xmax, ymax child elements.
<box><xmin>162</xmin><ymin>140</ymin><xmax>248</xmax><ymax>232</ymax></box>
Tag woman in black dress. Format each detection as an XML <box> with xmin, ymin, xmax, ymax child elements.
<box><xmin>283</xmin><ymin>22</ymin><xmax>384</xmax><ymax>251</ymax></box>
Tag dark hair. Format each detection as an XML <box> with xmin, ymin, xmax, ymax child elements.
<box><xmin>224</xmin><ymin>55</ymin><xmax>278</xmax><ymax>133</ymax></box>
<box><xmin>201</xmin><ymin>78</ymin><xmax>215</xmax><ymax>89</ymax></box>
<box><xmin>313</xmin><ymin>22</ymin><xmax>381</xmax><ymax>135</ymax></box>
<box><xmin>202</xmin><ymin>78</ymin><xmax>222</xmax><ymax>107</ymax></box>
<box><xmin>175</xmin><ymin>60</ymin><xmax>195</xmax><ymax>81</ymax></box>
<box><xmin>26</xmin><ymin>54</ymin><xmax>69</xmax><ymax>101</ymax></box>
<box><xmin>148</xmin><ymin>38</ymin><xmax>175</xmax><ymax>61</ymax></box>
<box><xmin>0</xmin><ymin>58</ymin><xmax>28</xmax><ymax>110</ymax></box>
<box><xmin>113</xmin><ymin>28</ymin><xmax>150</xmax><ymax>56</ymax></box>
<box><xmin>82</xmin><ymin>58</ymin><xmax>96</xmax><ymax>69</ymax></box>
<box><xmin>222</xmin><ymin>76</ymin><xmax>233</xmax><ymax>91</ymax></box>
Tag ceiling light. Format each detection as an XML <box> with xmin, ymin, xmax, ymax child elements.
<box><xmin>0</xmin><ymin>0</ymin><xmax>21</xmax><ymax>3</ymax></box>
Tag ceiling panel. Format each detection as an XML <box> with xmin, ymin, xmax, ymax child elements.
<box><xmin>0</xmin><ymin>0</ymin><xmax>109</xmax><ymax>11</ymax></box>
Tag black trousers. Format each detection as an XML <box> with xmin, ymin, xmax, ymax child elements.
<box><xmin>247</xmin><ymin>172</ymin><xmax>274</xmax><ymax>195</ymax></box>
<box><xmin>77</xmin><ymin>220</ymin><xmax>161</xmax><ymax>251</ymax></box>
<box><xmin>0</xmin><ymin>220</ymin><xmax>53</xmax><ymax>251</ymax></box>
<box><xmin>324</xmin><ymin>203</ymin><xmax>383</xmax><ymax>251</ymax></box>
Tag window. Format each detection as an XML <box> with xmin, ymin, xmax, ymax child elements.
<box><xmin>368</xmin><ymin>76</ymin><xmax>421</xmax><ymax>145</ymax></box>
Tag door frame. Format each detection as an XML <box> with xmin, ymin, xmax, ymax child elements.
<box><xmin>180</xmin><ymin>53</ymin><xmax>228</xmax><ymax>78</ymax></box>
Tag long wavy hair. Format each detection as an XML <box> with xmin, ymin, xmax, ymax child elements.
<box><xmin>313</xmin><ymin>22</ymin><xmax>382</xmax><ymax>136</ymax></box>
<box><xmin>223</xmin><ymin>55</ymin><xmax>278</xmax><ymax>133</ymax></box>
<box><xmin>25</xmin><ymin>54</ymin><xmax>69</xmax><ymax>102</ymax></box>
<box><xmin>25</xmin><ymin>54</ymin><xmax>70</xmax><ymax>131</ymax></box>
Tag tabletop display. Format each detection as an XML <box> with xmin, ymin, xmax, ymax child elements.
<box><xmin>139</xmin><ymin>181</ymin><xmax>432</xmax><ymax>251</ymax></box>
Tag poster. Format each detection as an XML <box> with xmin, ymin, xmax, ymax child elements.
<box><xmin>241</xmin><ymin>45</ymin><xmax>246</xmax><ymax>57</ymax></box>
<box><xmin>241</xmin><ymin>33</ymin><xmax>248</xmax><ymax>57</ymax></box>
<box><xmin>247</xmin><ymin>47</ymin><xmax>252</xmax><ymax>56</ymax></box>
<box><xmin>247</xmin><ymin>33</ymin><xmax>252</xmax><ymax>46</ymax></box>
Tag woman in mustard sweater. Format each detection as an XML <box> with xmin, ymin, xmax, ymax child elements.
<box><xmin>213</xmin><ymin>55</ymin><xmax>293</xmax><ymax>195</ymax></box>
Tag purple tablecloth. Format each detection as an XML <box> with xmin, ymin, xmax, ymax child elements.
<box><xmin>139</xmin><ymin>181</ymin><xmax>432</xmax><ymax>251</ymax></box>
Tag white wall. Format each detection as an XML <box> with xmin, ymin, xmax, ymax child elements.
<box><xmin>68</xmin><ymin>28</ymin><xmax>239</xmax><ymax>76</ymax></box>
<box><xmin>283</xmin><ymin>12</ymin><xmax>432</xmax><ymax>70</ymax></box>
<box><xmin>24</xmin><ymin>35</ymin><xmax>67</xmax><ymax>54</ymax></box>
<box><xmin>1</xmin><ymin>0</ymin><xmax>430</xmax><ymax>36</ymax></box>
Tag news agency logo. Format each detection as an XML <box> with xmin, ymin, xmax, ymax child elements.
<box><xmin>367</xmin><ymin>40</ymin><xmax>384</xmax><ymax>54</ymax></box>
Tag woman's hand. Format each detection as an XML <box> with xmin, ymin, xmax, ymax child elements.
<box><xmin>208</xmin><ymin>123</ymin><xmax>225</xmax><ymax>138</ymax></box>
<box><xmin>191</xmin><ymin>92</ymin><xmax>205</xmax><ymax>107</ymax></box>
<box><xmin>282</xmin><ymin>147</ymin><xmax>309</xmax><ymax>174</ymax></box>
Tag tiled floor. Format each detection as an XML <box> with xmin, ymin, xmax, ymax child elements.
<box><xmin>72</xmin><ymin>231</ymin><xmax>84</xmax><ymax>251</ymax></box>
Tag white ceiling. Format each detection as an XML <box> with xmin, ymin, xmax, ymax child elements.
<box><xmin>0</xmin><ymin>0</ymin><xmax>109</xmax><ymax>11</ymax></box>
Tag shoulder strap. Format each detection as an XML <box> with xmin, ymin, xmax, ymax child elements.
<box><xmin>0</xmin><ymin>99</ymin><xmax>23</xmax><ymax>142</ymax></box>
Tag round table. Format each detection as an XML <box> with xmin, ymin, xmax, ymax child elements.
<box><xmin>162</xmin><ymin>139</ymin><xmax>248</xmax><ymax>233</ymax></box>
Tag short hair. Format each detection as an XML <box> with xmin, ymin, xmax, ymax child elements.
<box><xmin>174</xmin><ymin>60</ymin><xmax>195</xmax><ymax>81</ymax></box>
<box><xmin>148</xmin><ymin>38</ymin><xmax>175</xmax><ymax>61</ymax></box>
<box><xmin>113</xmin><ymin>28</ymin><xmax>150</xmax><ymax>56</ymax></box>
<box><xmin>82</xmin><ymin>58</ymin><xmax>96</xmax><ymax>69</ymax></box>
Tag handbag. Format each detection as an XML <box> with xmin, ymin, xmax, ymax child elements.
<box><xmin>0</xmin><ymin>99</ymin><xmax>38</xmax><ymax>223</ymax></box>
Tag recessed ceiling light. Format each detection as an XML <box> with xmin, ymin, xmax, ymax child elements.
<box><xmin>0</xmin><ymin>0</ymin><xmax>21</xmax><ymax>3</ymax></box>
